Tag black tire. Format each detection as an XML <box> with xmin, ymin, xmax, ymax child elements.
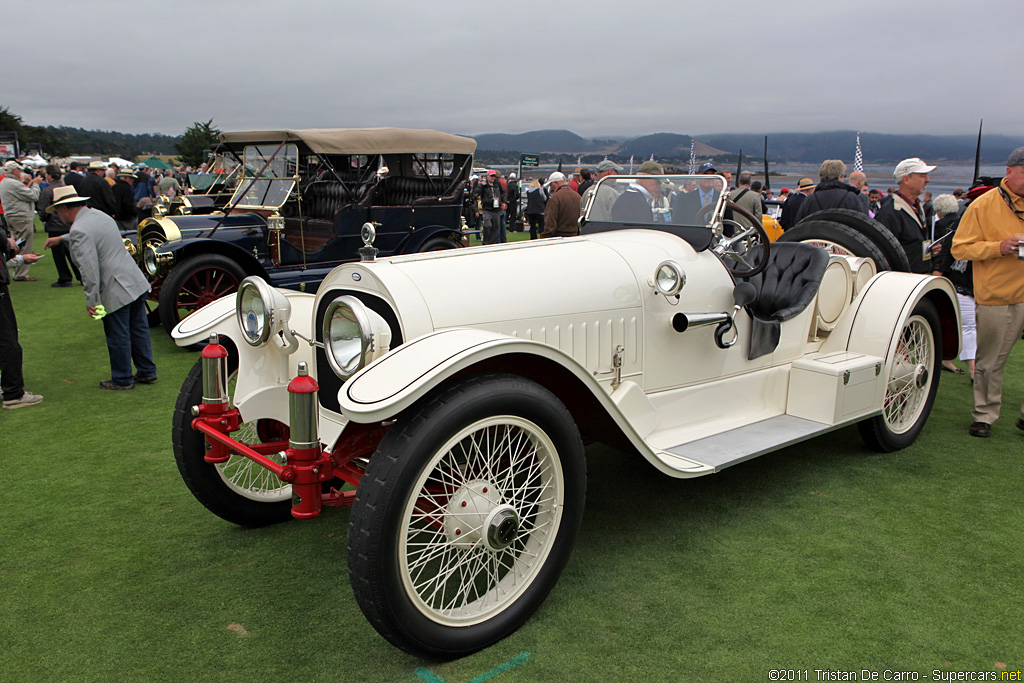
<box><xmin>420</xmin><ymin>236</ymin><xmax>461</xmax><ymax>252</ymax></box>
<box><xmin>799</xmin><ymin>208</ymin><xmax>910</xmax><ymax>272</ymax></box>
<box><xmin>159</xmin><ymin>254</ymin><xmax>246</xmax><ymax>336</ymax></box>
<box><xmin>348</xmin><ymin>373</ymin><xmax>586</xmax><ymax>659</ymax></box>
<box><xmin>172</xmin><ymin>357</ymin><xmax>293</xmax><ymax>527</ymax></box>
<box><xmin>778</xmin><ymin>220</ymin><xmax>891</xmax><ymax>271</ymax></box>
<box><xmin>857</xmin><ymin>298</ymin><xmax>942</xmax><ymax>452</ymax></box>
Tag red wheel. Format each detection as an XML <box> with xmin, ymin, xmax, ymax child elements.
<box><xmin>158</xmin><ymin>254</ymin><xmax>246</xmax><ymax>335</ymax></box>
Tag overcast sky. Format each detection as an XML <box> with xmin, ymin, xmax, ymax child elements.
<box><xmin>4</xmin><ymin>0</ymin><xmax>1017</xmax><ymax>140</ymax></box>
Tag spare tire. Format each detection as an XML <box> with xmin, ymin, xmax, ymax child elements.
<box><xmin>777</xmin><ymin>220</ymin><xmax>890</xmax><ymax>271</ymax></box>
<box><xmin>798</xmin><ymin>208</ymin><xmax>910</xmax><ymax>272</ymax></box>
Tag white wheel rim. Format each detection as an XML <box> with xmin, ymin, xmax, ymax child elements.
<box><xmin>800</xmin><ymin>238</ymin><xmax>854</xmax><ymax>257</ymax></box>
<box><xmin>213</xmin><ymin>372</ymin><xmax>291</xmax><ymax>502</ymax></box>
<box><xmin>399</xmin><ymin>416</ymin><xmax>564</xmax><ymax>626</ymax></box>
<box><xmin>883</xmin><ymin>315</ymin><xmax>933</xmax><ymax>434</ymax></box>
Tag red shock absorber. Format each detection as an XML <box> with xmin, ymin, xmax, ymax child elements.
<box><xmin>283</xmin><ymin>361</ymin><xmax>328</xmax><ymax>519</ymax></box>
<box><xmin>195</xmin><ymin>333</ymin><xmax>240</xmax><ymax>464</ymax></box>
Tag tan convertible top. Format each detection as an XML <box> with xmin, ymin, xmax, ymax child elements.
<box><xmin>219</xmin><ymin>128</ymin><xmax>477</xmax><ymax>155</ymax></box>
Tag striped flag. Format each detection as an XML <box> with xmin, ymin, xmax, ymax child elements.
<box><xmin>854</xmin><ymin>133</ymin><xmax>864</xmax><ymax>172</ymax></box>
<box><xmin>628</xmin><ymin>155</ymin><xmax>634</xmax><ymax>174</ymax></box>
<box><xmin>689</xmin><ymin>140</ymin><xmax>696</xmax><ymax>175</ymax></box>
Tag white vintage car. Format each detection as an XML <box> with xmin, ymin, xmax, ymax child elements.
<box><xmin>171</xmin><ymin>174</ymin><xmax>959</xmax><ymax>658</ymax></box>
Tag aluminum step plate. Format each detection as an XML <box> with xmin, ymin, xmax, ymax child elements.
<box><xmin>663</xmin><ymin>415</ymin><xmax>836</xmax><ymax>472</ymax></box>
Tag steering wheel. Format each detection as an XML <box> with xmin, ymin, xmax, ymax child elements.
<box><xmin>711</xmin><ymin>200</ymin><xmax>770</xmax><ymax>278</ymax></box>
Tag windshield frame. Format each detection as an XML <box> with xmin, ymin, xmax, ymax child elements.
<box><xmin>227</xmin><ymin>143</ymin><xmax>300</xmax><ymax>210</ymax></box>
<box><xmin>581</xmin><ymin>173</ymin><xmax>729</xmax><ymax>227</ymax></box>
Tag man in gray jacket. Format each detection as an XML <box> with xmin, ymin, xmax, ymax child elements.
<box><xmin>0</xmin><ymin>161</ymin><xmax>44</xmax><ymax>280</ymax></box>
<box><xmin>45</xmin><ymin>187</ymin><xmax>157</xmax><ymax>390</ymax></box>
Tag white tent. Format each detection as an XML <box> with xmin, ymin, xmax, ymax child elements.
<box><xmin>107</xmin><ymin>157</ymin><xmax>134</xmax><ymax>167</ymax></box>
<box><xmin>19</xmin><ymin>154</ymin><xmax>47</xmax><ymax>167</ymax></box>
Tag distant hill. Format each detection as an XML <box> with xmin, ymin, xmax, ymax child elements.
<box><xmin>44</xmin><ymin>126</ymin><xmax>179</xmax><ymax>158</ymax></box>
<box><xmin>472</xmin><ymin>129</ymin><xmax>1024</xmax><ymax>165</ymax></box>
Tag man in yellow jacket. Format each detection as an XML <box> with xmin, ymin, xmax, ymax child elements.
<box><xmin>951</xmin><ymin>146</ymin><xmax>1024</xmax><ymax>438</ymax></box>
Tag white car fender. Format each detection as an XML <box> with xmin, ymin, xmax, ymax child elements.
<box><xmin>171</xmin><ymin>290</ymin><xmax>318</xmax><ymax>426</ymax></box>
<box><xmin>821</xmin><ymin>271</ymin><xmax>960</xmax><ymax>361</ymax></box>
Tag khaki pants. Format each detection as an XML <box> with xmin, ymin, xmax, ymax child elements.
<box><xmin>972</xmin><ymin>302</ymin><xmax>1024</xmax><ymax>424</ymax></box>
<box><xmin>6</xmin><ymin>215</ymin><xmax>33</xmax><ymax>280</ymax></box>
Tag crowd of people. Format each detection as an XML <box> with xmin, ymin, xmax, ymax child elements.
<box><xmin>4</xmin><ymin>147</ymin><xmax>1024</xmax><ymax>444</ymax></box>
<box><xmin>1</xmin><ymin>158</ymin><xmax>170</xmax><ymax>406</ymax></box>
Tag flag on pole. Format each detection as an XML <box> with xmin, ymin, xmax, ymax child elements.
<box><xmin>628</xmin><ymin>155</ymin><xmax>634</xmax><ymax>174</ymax></box>
<box><xmin>688</xmin><ymin>140</ymin><xmax>696</xmax><ymax>175</ymax></box>
<box><xmin>854</xmin><ymin>133</ymin><xmax>864</xmax><ymax>172</ymax></box>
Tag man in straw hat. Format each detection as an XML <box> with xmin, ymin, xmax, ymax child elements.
<box><xmin>44</xmin><ymin>187</ymin><xmax>157</xmax><ymax>390</ymax></box>
<box><xmin>112</xmin><ymin>167</ymin><xmax>139</xmax><ymax>233</ymax></box>
<box><xmin>79</xmin><ymin>160</ymin><xmax>116</xmax><ymax>216</ymax></box>
<box><xmin>778</xmin><ymin>177</ymin><xmax>815</xmax><ymax>231</ymax></box>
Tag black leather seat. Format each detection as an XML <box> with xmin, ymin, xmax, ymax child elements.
<box><xmin>744</xmin><ymin>242</ymin><xmax>828</xmax><ymax>360</ymax></box>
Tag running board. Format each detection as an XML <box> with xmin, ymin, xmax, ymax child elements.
<box><xmin>661</xmin><ymin>414</ymin><xmax>866</xmax><ymax>473</ymax></box>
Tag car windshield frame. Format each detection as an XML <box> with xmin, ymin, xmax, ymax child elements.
<box><xmin>227</xmin><ymin>144</ymin><xmax>300</xmax><ymax>210</ymax></box>
<box><xmin>581</xmin><ymin>173</ymin><xmax>729</xmax><ymax>227</ymax></box>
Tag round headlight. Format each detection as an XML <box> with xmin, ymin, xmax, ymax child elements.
<box><xmin>654</xmin><ymin>260</ymin><xmax>685</xmax><ymax>297</ymax></box>
<box><xmin>235</xmin><ymin>277</ymin><xmax>282</xmax><ymax>347</ymax></box>
<box><xmin>143</xmin><ymin>245</ymin><xmax>159</xmax><ymax>276</ymax></box>
<box><xmin>323</xmin><ymin>296</ymin><xmax>391</xmax><ymax>379</ymax></box>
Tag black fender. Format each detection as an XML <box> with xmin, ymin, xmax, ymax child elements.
<box><xmin>394</xmin><ymin>224</ymin><xmax>464</xmax><ymax>254</ymax></box>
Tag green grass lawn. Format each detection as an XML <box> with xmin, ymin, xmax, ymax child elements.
<box><xmin>2</xmin><ymin>225</ymin><xmax>1022</xmax><ymax>682</ymax></box>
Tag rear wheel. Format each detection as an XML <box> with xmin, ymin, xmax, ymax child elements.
<box><xmin>348</xmin><ymin>373</ymin><xmax>586</xmax><ymax>659</ymax></box>
<box><xmin>159</xmin><ymin>254</ymin><xmax>246</xmax><ymax>335</ymax></box>
<box><xmin>420</xmin><ymin>236</ymin><xmax>461</xmax><ymax>252</ymax></box>
<box><xmin>858</xmin><ymin>298</ymin><xmax>942</xmax><ymax>452</ymax></box>
<box><xmin>778</xmin><ymin>220</ymin><xmax>890</xmax><ymax>271</ymax></box>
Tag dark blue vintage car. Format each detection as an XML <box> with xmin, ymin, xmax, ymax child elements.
<box><xmin>137</xmin><ymin>128</ymin><xmax>476</xmax><ymax>334</ymax></box>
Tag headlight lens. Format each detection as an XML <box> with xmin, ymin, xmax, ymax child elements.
<box><xmin>236</xmin><ymin>278</ymin><xmax>278</xmax><ymax>346</ymax></box>
<box><xmin>143</xmin><ymin>245</ymin><xmax>159</xmax><ymax>276</ymax></box>
<box><xmin>323</xmin><ymin>295</ymin><xmax>392</xmax><ymax>379</ymax></box>
<box><xmin>654</xmin><ymin>260</ymin><xmax>685</xmax><ymax>297</ymax></box>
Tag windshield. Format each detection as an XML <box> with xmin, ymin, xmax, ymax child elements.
<box><xmin>189</xmin><ymin>156</ymin><xmax>241</xmax><ymax>193</ymax></box>
<box><xmin>228</xmin><ymin>144</ymin><xmax>299</xmax><ymax>209</ymax></box>
<box><xmin>582</xmin><ymin>174</ymin><xmax>728</xmax><ymax>227</ymax></box>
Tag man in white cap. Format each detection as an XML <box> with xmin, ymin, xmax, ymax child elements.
<box><xmin>541</xmin><ymin>171</ymin><xmax>580</xmax><ymax>238</ymax></box>
<box><xmin>580</xmin><ymin>159</ymin><xmax>623</xmax><ymax>221</ymax></box>
<box><xmin>44</xmin><ymin>187</ymin><xmax>157</xmax><ymax>390</ymax></box>
<box><xmin>873</xmin><ymin>157</ymin><xmax>939</xmax><ymax>274</ymax></box>
<box><xmin>951</xmin><ymin>147</ymin><xmax>1024</xmax><ymax>438</ymax></box>
<box><xmin>0</xmin><ymin>161</ymin><xmax>44</xmax><ymax>280</ymax></box>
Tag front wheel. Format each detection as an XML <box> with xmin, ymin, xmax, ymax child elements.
<box><xmin>348</xmin><ymin>374</ymin><xmax>586</xmax><ymax>659</ymax></box>
<box><xmin>159</xmin><ymin>254</ymin><xmax>246</xmax><ymax>335</ymax></box>
<box><xmin>172</xmin><ymin>358</ymin><xmax>293</xmax><ymax>527</ymax></box>
<box><xmin>858</xmin><ymin>298</ymin><xmax>942</xmax><ymax>452</ymax></box>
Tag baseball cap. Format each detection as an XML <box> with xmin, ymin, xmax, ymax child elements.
<box><xmin>697</xmin><ymin>162</ymin><xmax>717</xmax><ymax>174</ymax></box>
<box><xmin>637</xmin><ymin>161</ymin><xmax>664</xmax><ymax>175</ymax></box>
<box><xmin>547</xmin><ymin>171</ymin><xmax>566</xmax><ymax>183</ymax></box>
<box><xmin>596</xmin><ymin>159</ymin><xmax>623</xmax><ymax>173</ymax></box>
<box><xmin>893</xmin><ymin>158</ymin><xmax>936</xmax><ymax>179</ymax></box>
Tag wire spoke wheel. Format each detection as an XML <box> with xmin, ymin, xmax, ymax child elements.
<box><xmin>882</xmin><ymin>315</ymin><xmax>933</xmax><ymax>433</ymax></box>
<box><xmin>857</xmin><ymin>299</ymin><xmax>942</xmax><ymax>452</ymax></box>
<box><xmin>348</xmin><ymin>373</ymin><xmax>585</xmax><ymax>658</ymax></box>
<box><xmin>400</xmin><ymin>416</ymin><xmax>562</xmax><ymax>625</ymax></box>
<box><xmin>213</xmin><ymin>372</ymin><xmax>291</xmax><ymax>502</ymax></box>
